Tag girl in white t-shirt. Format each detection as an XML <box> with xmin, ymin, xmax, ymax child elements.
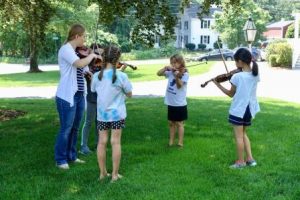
<box><xmin>54</xmin><ymin>24</ymin><xmax>101</xmax><ymax>170</ymax></box>
<box><xmin>213</xmin><ymin>48</ymin><xmax>260</xmax><ymax>169</ymax></box>
<box><xmin>157</xmin><ymin>54</ymin><xmax>189</xmax><ymax>148</ymax></box>
<box><xmin>91</xmin><ymin>45</ymin><xmax>132</xmax><ymax>182</ymax></box>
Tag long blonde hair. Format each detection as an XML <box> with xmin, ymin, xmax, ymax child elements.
<box><xmin>65</xmin><ymin>24</ymin><xmax>85</xmax><ymax>43</ymax></box>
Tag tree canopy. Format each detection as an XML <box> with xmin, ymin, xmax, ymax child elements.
<box><xmin>214</xmin><ymin>0</ymin><xmax>270</xmax><ymax>49</ymax></box>
<box><xmin>1</xmin><ymin>0</ymin><xmax>244</xmax><ymax>71</ymax></box>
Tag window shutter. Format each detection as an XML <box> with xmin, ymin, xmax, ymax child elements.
<box><xmin>208</xmin><ymin>36</ymin><xmax>210</xmax><ymax>44</ymax></box>
<box><xmin>208</xmin><ymin>20</ymin><xmax>210</xmax><ymax>28</ymax></box>
<box><xmin>201</xmin><ymin>21</ymin><xmax>203</xmax><ymax>29</ymax></box>
<box><xmin>200</xmin><ymin>36</ymin><xmax>203</xmax><ymax>44</ymax></box>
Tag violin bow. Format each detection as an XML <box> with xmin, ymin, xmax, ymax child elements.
<box><xmin>217</xmin><ymin>37</ymin><xmax>229</xmax><ymax>73</ymax></box>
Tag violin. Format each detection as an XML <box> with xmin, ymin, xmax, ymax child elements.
<box><xmin>165</xmin><ymin>65</ymin><xmax>187</xmax><ymax>78</ymax></box>
<box><xmin>75</xmin><ymin>46</ymin><xmax>102</xmax><ymax>68</ymax></box>
<box><xmin>200</xmin><ymin>68</ymin><xmax>242</xmax><ymax>88</ymax></box>
<box><xmin>117</xmin><ymin>62</ymin><xmax>137</xmax><ymax>71</ymax></box>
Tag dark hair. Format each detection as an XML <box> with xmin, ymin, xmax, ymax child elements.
<box><xmin>234</xmin><ymin>48</ymin><xmax>258</xmax><ymax>76</ymax></box>
<box><xmin>98</xmin><ymin>45</ymin><xmax>121</xmax><ymax>83</ymax></box>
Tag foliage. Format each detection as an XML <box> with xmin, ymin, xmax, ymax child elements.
<box><xmin>254</xmin><ymin>0</ymin><xmax>300</xmax><ymax>21</ymax></box>
<box><xmin>214</xmin><ymin>0</ymin><xmax>270</xmax><ymax>49</ymax></box>
<box><xmin>185</xmin><ymin>43</ymin><xmax>196</xmax><ymax>50</ymax></box>
<box><xmin>1</xmin><ymin>98</ymin><xmax>300</xmax><ymax>199</ymax></box>
<box><xmin>266</xmin><ymin>41</ymin><xmax>292</xmax><ymax>68</ymax></box>
<box><xmin>198</xmin><ymin>43</ymin><xmax>207</xmax><ymax>50</ymax></box>
<box><xmin>285</xmin><ymin>22</ymin><xmax>300</xmax><ymax>38</ymax></box>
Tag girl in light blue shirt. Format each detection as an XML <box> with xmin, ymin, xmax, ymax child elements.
<box><xmin>91</xmin><ymin>45</ymin><xmax>132</xmax><ymax>182</ymax></box>
<box><xmin>213</xmin><ymin>48</ymin><xmax>260</xmax><ymax>169</ymax></box>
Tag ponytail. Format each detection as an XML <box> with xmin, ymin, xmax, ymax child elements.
<box><xmin>252</xmin><ymin>61</ymin><xmax>259</xmax><ymax>76</ymax></box>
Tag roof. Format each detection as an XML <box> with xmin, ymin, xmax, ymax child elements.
<box><xmin>266</xmin><ymin>20</ymin><xmax>294</xmax><ymax>28</ymax></box>
<box><xmin>183</xmin><ymin>3</ymin><xmax>222</xmax><ymax>19</ymax></box>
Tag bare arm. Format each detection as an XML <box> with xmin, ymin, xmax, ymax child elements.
<box><xmin>174</xmin><ymin>71</ymin><xmax>184</xmax><ymax>89</ymax></box>
<box><xmin>157</xmin><ymin>66</ymin><xmax>172</xmax><ymax>76</ymax></box>
<box><xmin>213</xmin><ymin>80</ymin><xmax>236</xmax><ymax>97</ymax></box>
<box><xmin>73</xmin><ymin>53</ymin><xmax>99</xmax><ymax>68</ymax></box>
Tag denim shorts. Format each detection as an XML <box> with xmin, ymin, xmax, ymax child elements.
<box><xmin>228</xmin><ymin>106</ymin><xmax>252</xmax><ymax>126</ymax></box>
<box><xmin>97</xmin><ymin>119</ymin><xmax>125</xmax><ymax>131</ymax></box>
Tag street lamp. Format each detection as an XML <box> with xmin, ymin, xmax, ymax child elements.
<box><xmin>243</xmin><ymin>17</ymin><xmax>257</xmax><ymax>50</ymax></box>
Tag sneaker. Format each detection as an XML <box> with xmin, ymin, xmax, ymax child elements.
<box><xmin>246</xmin><ymin>159</ymin><xmax>257</xmax><ymax>167</ymax></box>
<box><xmin>56</xmin><ymin>163</ymin><xmax>69</xmax><ymax>170</ymax></box>
<box><xmin>229</xmin><ymin>161</ymin><xmax>246</xmax><ymax>169</ymax></box>
<box><xmin>73</xmin><ymin>158</ymin><xmax>86</xmax><ymax>164</ymax></box>
<box><xmin>79</xmin><ymin>148</ymin><xmax>92</xmax><ymax>155</ymax></box>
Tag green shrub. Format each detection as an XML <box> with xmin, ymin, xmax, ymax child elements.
<box><xmin>266</xmin><ymin>41</ymin><xmax>292</xmax><ymax>68</ymax></box>
<box><xmin>185</xmin><ymin>43</ymin><xmax>196</xmax><ymax>51</ymax></box>
<box><xmin>120</xmin><ymin>41</ymin><xmax>132</xmax><ymax>53</ymax></box>
<box><xmin>269</xmin><ymin>54</ymin><xmax>278</xmax><ymax>67</ymax></box>
<box><xmin>198</xmin><ymin>44</ymin><xmax>207</xmax><ymax>50</ymax></box>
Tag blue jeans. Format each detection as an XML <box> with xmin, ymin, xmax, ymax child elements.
<box><xmin>54</xmin><ymin>92</ymin><xmax>85</xmax><ymax>165</ymax></box>
<box><xmin>80</xmin><ymin>101</ymin><xmax>98</xmax><ymax>151</ymax></box>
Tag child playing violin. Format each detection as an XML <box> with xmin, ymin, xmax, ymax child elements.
<box><xmin>213</xmin><ymin>48</ymin><xmax>260</xmax><ymax>169</ymax></box>
<box><xmin>80</xmin><ymin>43</ymin><xmax>104</xmax><ymax>155</ymax></box>
<box><xmin>91</xmin><ymin>45</ymin><xmax>132</xmax><ymax>182</ymax></box>
<box><xmin>157</xmin><ymin>54</ymin><xmax>189</xmax><ymax>148</ymax></box>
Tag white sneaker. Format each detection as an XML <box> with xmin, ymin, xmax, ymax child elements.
<box><xmin>57</xmin><ymin>163</ymin><xmax>69</xmax><ymax>170</ymax></box>
<box><xmin>74</xmin><ymin>158</ymin><xmax>85</xmax><ymax>164</ymax></box>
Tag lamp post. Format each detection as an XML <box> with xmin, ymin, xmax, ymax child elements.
<box><xmin>243</xmin><ymin>17</ymin><xmax>257</xmax><ymax>52</ymax></box>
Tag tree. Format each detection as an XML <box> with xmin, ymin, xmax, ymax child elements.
<box><xmin>214</xmin><ymin>0</ymin><xmax>270</xmax><ymax>49</ymax></box>
<box><xmin>254</xmin><ymin>0</ymin><xmax>300</xmax><ymax>21</ymax></box>
<box><xmin>0</xmin><ymin>0</ymin><xmax>54</xmax><ymax>72</ymax></box>
<box><xmin>0</xmin><ymin>0</ymin><xmax>244</xmax><ymax>72</ymax></box>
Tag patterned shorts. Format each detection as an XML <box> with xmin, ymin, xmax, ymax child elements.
<box><xmin>97</xmin><ymin>119</ymin><xmax>125</xmax><ymax>131</ymax></box>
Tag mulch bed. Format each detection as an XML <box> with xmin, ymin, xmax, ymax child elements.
<box><xmin>0</xmin><ymin>109</ymin><xmax>27</xmax><ymax>121</ymax></box>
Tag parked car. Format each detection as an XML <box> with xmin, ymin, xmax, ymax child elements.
<box><xmin>192</xmin><ymin>49</ymin><xmax>234</xmax><ymax>62</ymax></box>
<box><xmin>233</xmin><ymin>47</ymin><xmax>263</xmax><ymax>61</ymax></box>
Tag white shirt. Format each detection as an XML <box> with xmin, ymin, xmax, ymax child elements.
<box><xmin>229</xmin><ymin>71</ymin><xmax>260</xmax><ymax>118</ymax></box>
<box><xmin>91</xmin><ymin>69</ymin><xmax>132</xmax><ymax>122</ymax></box>
<box><xmin>164</xmin><ymin>70</ymin><xmax>189</xmax><ymax>106</ymax></box>
<box><xmin>56</xmin><ymin>43</ymin><xmax>89</xmax><ymax>106</ymax></box>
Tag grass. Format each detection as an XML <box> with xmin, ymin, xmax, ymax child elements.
<box><xmin>0</xmin><ymin>97</ymin><xmax>299</xmax><ymax>199</ymax></box>
<box><xmin>0</xmin><ymin>61</ymin><xmax>213</xmax><ymax>87</ymax></box>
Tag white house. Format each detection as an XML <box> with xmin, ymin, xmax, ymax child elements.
<box><xmin>175</xmin><ymin>4</ymin><xmax>222</xmax><ymax>50</ymax></box>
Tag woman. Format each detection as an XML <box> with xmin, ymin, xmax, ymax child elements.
<box><xmin>54</xmin><ymin>24</ymin><xmax>101</xmax><ymax>170</ymax></box>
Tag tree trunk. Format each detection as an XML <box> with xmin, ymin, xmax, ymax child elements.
<box><xmin>28</xmin><ymin>36</ymin><xmax>42</xmax><ymax>73</ymax></box>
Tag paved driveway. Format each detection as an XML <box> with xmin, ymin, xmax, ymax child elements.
<box><xmin>0</xmin><ymin>61</ymin><xmax>299</xmax><ymax>104</ymax></box>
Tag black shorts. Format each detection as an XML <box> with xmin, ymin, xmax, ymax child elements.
<box><xmin>97</xmin><ymin>119</ymin><xmax>125</xmax><ymax>131</ymax></box>
<box><xmin>228</xmin><ymin>106</ymin><xmax>252</xmax><ymax>126</ymax></box>
<box><xmin>168</xmin><ymin>105</ymin><xmax>188</xmax><ymax>122</ymax></box>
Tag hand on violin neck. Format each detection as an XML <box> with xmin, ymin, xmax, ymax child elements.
<box><xmin>164</xmin><ymin>66</ymin><xmax>173</xmax><ymax>71</ymax></box>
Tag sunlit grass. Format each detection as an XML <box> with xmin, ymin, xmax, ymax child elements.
<box><xmin>0</xmin><ymin>61</ymin><xmax>214</xmax><ymax>87</ymax></box>
<box><xmin>0</xmin><ymin>97</ymin><xmax>299</xmax><ymax>199</ymax></box>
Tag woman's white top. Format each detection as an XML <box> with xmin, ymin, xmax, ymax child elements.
<box><xmin>91</xmin><ymin>69</ymin><xmax>132</xmax><ymax>122</ymax></box>
<box><xmin>56</xmin><ymin>43</ymin><xmax>88</xmax><ymax>106</ymax></box>
<box><xmin>229</xmin><ymin>71</ymin><xmax>260</xmax><ymax>118</ymax></box>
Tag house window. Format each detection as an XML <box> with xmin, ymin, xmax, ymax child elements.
<box><xmin>178</xmin><ymin>21</ymin><xmax>182</xmax><ymax>30</ymax></box>
<box><xmin>201</xmin><ymin>20</ymin><xmax>211</xmax><ymax>29</ymax></box>
<box><xmin>184</xmin><ymin>21</ymin><xmax>188</xmax><ymax>30</ymax></box>
<box><xmin>184</xmin><ymin>35</ymin><xmax>188</xmax><ymax>44</ymax></box>
<box><xmin>200</xmin><ymin>35</ymin><xmax>210</xmax><ymax>44</ymax></box>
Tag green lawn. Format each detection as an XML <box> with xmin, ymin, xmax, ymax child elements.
<box><xmin>0</xmin><ymin>97</ymin><xmax>299</xmax><ymax>199</ymax></box>
<box><xmin>0</xmin><ymin>61</ymin><xmax>213</xmax><ymax>87</ymax></box>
